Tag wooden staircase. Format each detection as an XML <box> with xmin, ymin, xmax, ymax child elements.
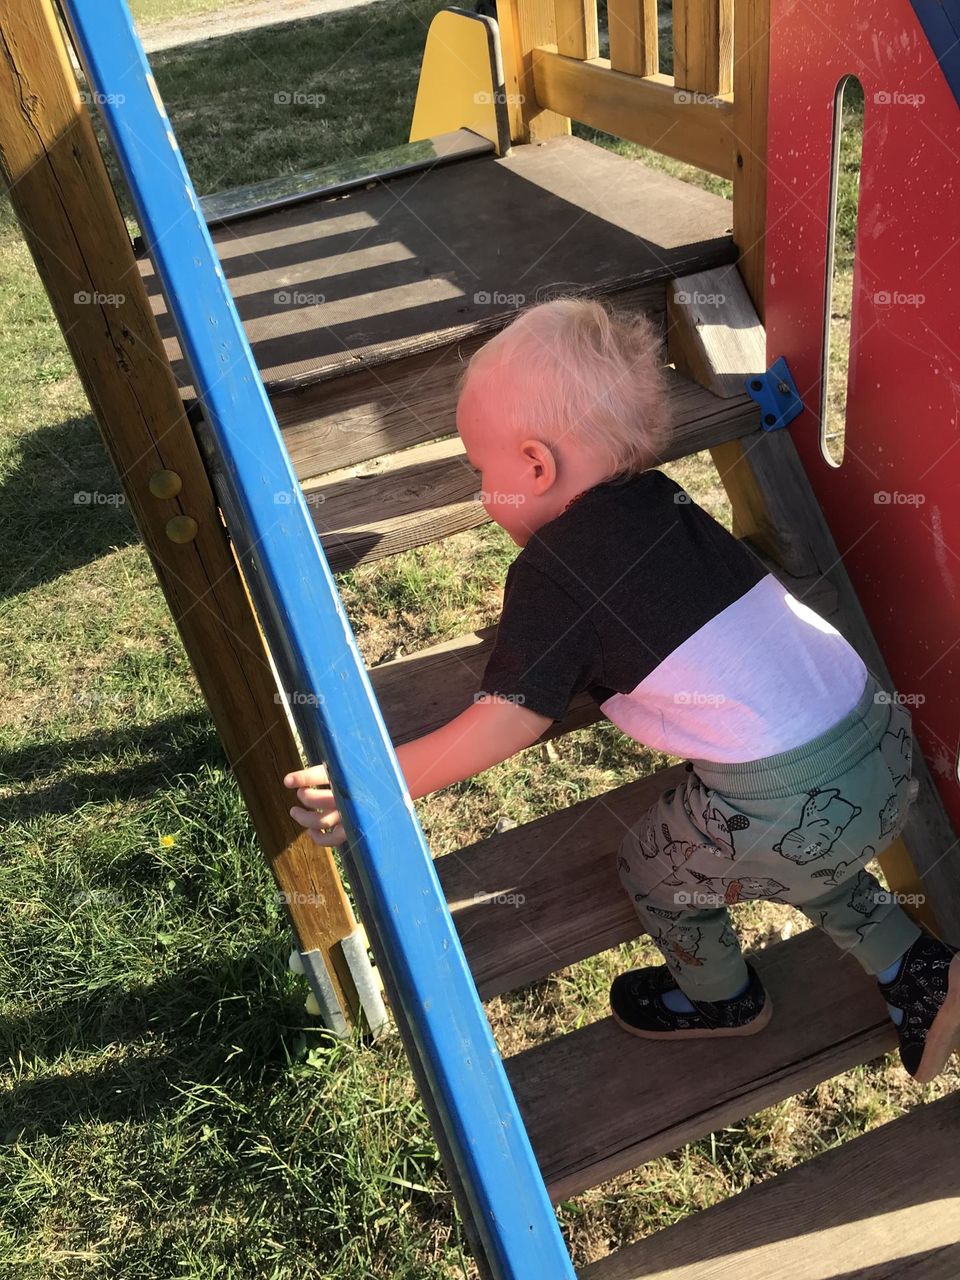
<box><xmin>140</xmin><ymin>133</ymin><xmax>957</xmax><ymax>1273</ymax></box>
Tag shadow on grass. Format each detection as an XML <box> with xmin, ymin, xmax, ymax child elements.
<box><xmin>3</xmin><ymin>709</ymin><xmax>224</xmax><ymax>821</ymax></box>
<box><xmin>0</xmin><ymin>942</ymin><xmax>328</xmax><ymax>1140</ymax></box>
<box><xmin>2</xmin><ymin>414</ymin><xmax>142</xmax><ymax>602</ymax></box>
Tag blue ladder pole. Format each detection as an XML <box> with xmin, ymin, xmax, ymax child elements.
<box><xmin>58</xmin><ymin>2</ymin><xmax>577</xmax><ymax>1276</ymax></box>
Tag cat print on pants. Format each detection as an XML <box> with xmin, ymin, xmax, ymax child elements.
<box><xmin>773</xmin><ymin>788</ymin><xmax>862</xmax><ymax>865</ymax></box>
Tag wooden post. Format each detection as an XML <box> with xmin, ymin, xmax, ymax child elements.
<box><xmin>673</xmin><ymin>0</ymin><xmax>733</xmax><ymax>96</ymax></box>
<box><xmin>710</xmin><ymin>0</ymin><xmax>788</xmax><ymax>619</ymax></box>
<box><xmin>729</xmin><ymin>0</ymin><xmax>769</xmax><ymax>312</ymax></box>
<box><xmin>0</xmin><ymin>0</ymin><xmax>366</xmax><ymax>1025</ymax></box>
<box><xmin>556</xmin><ymin>0</ymin><xmax>599</xmax><ymax>60</ymax></box>
<box><xmin>497</xmin><ymin>0</ymin><xmax>571</xmax><ymax>141</ymax></box>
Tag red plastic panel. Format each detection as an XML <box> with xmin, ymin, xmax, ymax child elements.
<box><xmin>765</xmin><ymin>0</ymin><xmax>960</xmax><ymax>835</ymax></box>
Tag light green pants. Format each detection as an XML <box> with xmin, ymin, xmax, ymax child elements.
<box><xmin>617</xmin><ymin>673</ymin><xmax>924</xmax><ymax>1001</ymax></box>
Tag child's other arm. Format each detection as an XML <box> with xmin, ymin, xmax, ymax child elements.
<box><xmin>399</xmin><ymin>694</ymin><xmax>553</xmax><ymax>797</ymax></box>
<box><xmin>285</xmin><ymin>696</ymin><xmax>553</xmax><ymax>845</ymax></box>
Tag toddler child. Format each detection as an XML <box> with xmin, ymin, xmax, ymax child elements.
<box><xmin>286</xmin><ymin>297</ymin><xmax>960</xmax><ymax>1084</ymax></box>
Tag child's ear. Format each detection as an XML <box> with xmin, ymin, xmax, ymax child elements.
<box><xmin>520</xmin><ymin>439</ymin><xmax>557</xmax><ymax>490</ymax></box>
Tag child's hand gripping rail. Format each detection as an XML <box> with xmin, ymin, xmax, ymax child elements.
<box><xmin>287</xmin><ymin>696</ymin><xmax>554</xmax><ymax>845</ymax></box>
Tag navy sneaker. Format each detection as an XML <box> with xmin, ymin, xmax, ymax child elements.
<box><xmin>877</xmin><ymin>930</ymin><xmax>960</xmax><ymax>1083</ymax></box>
<box><xmin>610</xmin><ymin>960</ymin><xmax>772</xmax><ymax>1039</ymax></box>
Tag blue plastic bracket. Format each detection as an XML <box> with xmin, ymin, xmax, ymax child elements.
<box><xmin>744</xmin><ymin>356</ymin><xmax>805</xmax><ymax>431</ymax></box>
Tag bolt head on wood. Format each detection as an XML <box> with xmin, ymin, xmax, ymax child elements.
<box><xmin>149</xmin><ymin>468</ymin><xmax>183</xmax><ymax>499</ymax></box>
<box><xmin>165</xmin><ymin>514</ymin><xmax>198</xmax><ymax>543</ymax></box>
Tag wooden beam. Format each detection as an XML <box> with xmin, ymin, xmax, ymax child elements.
<box><xmin>532</xmin><ymin>48</ymin><xmax>736</xmax><ymax>179</ymax></box>
<box><xmin>673</xmin><ymin>0</ymin><xmax>734</xmax><ymax>96</ymax></box>
<box><xmin>581</xmin><ymin>1090</ymin><xmax>960</xmax><ymax>1278</ymax></box>
<box><xmin>710</xmin><ymin>438</ymin><xmax>819</xmax><ymax>576</ymax></box>
<box><xmin>708</xmin><ymin>0</ymin><xmax>770</xmax><ymax>594</ymax></box>
<box><xmin>440</xmin><ymin>767</ymin><xmax>690</xmax><ymax>1000</ymax></box>
<box><xmin>667</xmin><ymin>265</ymin><xmax>766</xmax><ymax>399</ymax></box>
<box><xmin>293</xmin><ymin>382</ymin><xmax>767</xmax><ymax>574</ymax></box>
<box><xmin>607</xmin><ymin>0</ymin><xmax>659</xmax><ymax>77</ymax></box>
<box><xmin>668</xmin><ymin>262</ymin><xmax>815</xmax><ymax>577</ymax></box>
<box><xmin>508</xmin><ymin>929</ymin><xmax>901</xmax><ymax>1201</ymax></box>
<box><xmin>0</xmin><ymin>0</ymin><xmax>362</xmax><ymax>1022</ymax></box>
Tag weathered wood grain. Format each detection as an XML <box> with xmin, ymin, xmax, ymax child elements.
<box><xmin>667</xmin><ymin>265</ymin><xmax>766</xmax><ymax>399</ymax></box>
<box><xmin>581</xmin><ymin>1090</ymin><xmax>960</xmax><ymax>1278</ymax></box>
<box><xmin>440</xmin><ymin>765</ymin><xmax>691</xmax><ymax>999</ymax></box>
<box><xmin>274</xmin><ymin>279</ymin><xmax>667</xmax><ymax>478</ymax></box>
<box><xmin>607</xmin><ymin>0</ymin><xmax>659</xmax><ymax>77</ymax></box>
<box><xmin>300</xmin><ymin>375</ymin><xmax>766</xmax><ymax>571</ymax></box>
<box><xmin>673</xmin><ymin>0</ymin><xmax>734</xmax><ymax>96</ymax></box>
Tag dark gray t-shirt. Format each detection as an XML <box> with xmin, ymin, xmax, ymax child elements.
<box><xmin>478</xmin><ymin>469</ymin><xmax>866</xmax><ymax>763</ymax></box>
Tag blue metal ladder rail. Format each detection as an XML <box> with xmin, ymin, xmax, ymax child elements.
<box><xmin>58</xmin><ymin>3</ymin><xmax>578</xmax><ymax>1276</ymax></box>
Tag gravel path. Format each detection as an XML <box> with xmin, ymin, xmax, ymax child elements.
<box><xmin>139</xmin><ymin>0</ymin><xmax>386</xmax><ymax>54</ymax></box>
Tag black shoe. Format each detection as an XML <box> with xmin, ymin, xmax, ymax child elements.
<box><xmin>609</xmin><ymin>960</ymin><xmax>772</xmax><ymax>1039</ymax></box>
<box><xmin>877</xmin><ymin>930</ymin><xmax>960</xmax><ymax>1083</ymax></box>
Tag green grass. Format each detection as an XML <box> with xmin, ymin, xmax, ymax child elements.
<box><xmin>1</xmin><ymin>5</ymin><xmax>954</xmax><ymax>1278</ymax></box>
<box><xmin>822</xmin><ymin>74</ymin><xmax>864</xmax><ymax>465</ymax></box>
<box><xmin>111</xmin><ymin>0</ymin><xmax>444</xmax><ymax>203</ymax></box>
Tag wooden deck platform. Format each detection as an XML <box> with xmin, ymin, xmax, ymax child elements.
<box><xmin>138</xmin><ymin>134</ymin><xmax>736</xmax><ymax>394</ymax></box>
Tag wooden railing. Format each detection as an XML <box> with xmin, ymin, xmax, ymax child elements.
<box><xmin>530</xmin><ymin>47</ymin><xmax>736</xmax><ymax>177</ymax></box>
<box><xmin>497</xmin><ymin>0</ymin><xmax>767</xmax><ymax>309</ymax></box>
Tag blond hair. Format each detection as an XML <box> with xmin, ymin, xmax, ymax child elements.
<box><xmin>455</xmin><ymin>296</ymin><xmax>672</xmax><ymax>479</ymax></box>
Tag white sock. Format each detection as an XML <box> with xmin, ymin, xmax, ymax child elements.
<box><xmin>662</xmin><ymin>973</ymin><xmax>750</xmax><ymax>1012</ymax></box>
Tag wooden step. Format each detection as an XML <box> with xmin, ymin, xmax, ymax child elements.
<box><xmin>273</xmin><ymin>278</ymin><xmax>664</xmax><ymax>481</ymax></box>
<box><xmin>303</xmin><ymin>435</ymin><xmax>486</xmax><ymax>571</ymax></box>
<box><xmin>504</xmin><ymin>928</ymin><xmax>900</xmax><ymax>1202</ymax></box>
<box><xmin>580</xmin><ymin>1089</ymin><xmax>960</xmax><ymax>1278</ymax></box>
<box><xmin>438</xmin><ymin>764</ymin><xmax>689</xmax><ymax>1000</ymax></box>
<box><xmin>369</xmin><ymin>557</ymin><xmax>838</xmax><ymax>746</ymax></box>
<box><xmin>139</xmin><ymin>134</ymin><xmax>736</xmax><ymax>396</ymax></box>
<box><xmin>299</xmin><ymin>372</ymin><xmax>764</xmax><ymax>571</ymax></box>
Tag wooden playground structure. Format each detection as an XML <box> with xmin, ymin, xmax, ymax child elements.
<box><xmin>2</xmin><ymin>0</ymin><xmax>959</xmax><ymax>1272</ymax></box>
